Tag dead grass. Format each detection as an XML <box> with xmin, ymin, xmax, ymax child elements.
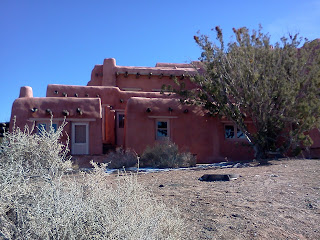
<box><xmin>134</xmin><ymin>159</ymin><xmax>320</xmax><ymax>239</ymax></box>
<box><xmin>0</xmin><ymin>122</ymin><xmax>185</xmax><ymax>239</ymax></box>
<box><xmin>2</xmin><ymin>121</ymin><xmax>318</xmax><ymax>239</ymax></box>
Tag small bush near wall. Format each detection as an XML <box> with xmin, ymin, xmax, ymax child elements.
<box><xmin>140</xmin><ymin>139</ymin><xmax>197</xmax><ymax>168</ymax></box>
<box><xmin>0</xmin><ymin>123</ymin><xmax>184</xmax><ymax>239</ymax></box>
<box><xmin>103</xmin><ymin>147</ymin><xmax>138</xmax><ymax>169</ymax></box>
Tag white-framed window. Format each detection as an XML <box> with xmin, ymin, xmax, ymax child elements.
<box><xmin>224</xmin><ymin>125</ymin><xmax>246</xmax><ymax>139</ymax></box>
<box><xmin>156</xmin><ymin>119</ymin><xmax>170</xmax><ymax>140</ymax></box>
<box><xmin>37</xmin><ymin>122</ymin><xmax>58</xmax><ymax>135</ymax></box>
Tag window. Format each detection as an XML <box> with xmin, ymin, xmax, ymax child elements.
<box><xmin>237</xmin><ymin>128</ymin><xmax>245</xmax><ymax>139</ymax></box>
<box><xmin>224</xmin><ymin>125</ymin><xmax>246</xmax><ymax>139</ymax></box>
<box><xmin>156</xmin><ymin>120</ymin><xmax>169</xmax><ymax>139</ymax></box>
<box><xmin>118</xmin><ymin>114</ymin><xmax>125</xmax><ymax>128</ymax></box>
<box><xmin>37</xmin><ymin>123</ymin><xmax>47</xmax><ymax>135</ymax></box>
<box><xmin>225</xmin><ymin>125</ymin><xmax>235</xmax><ymax>138</ymax></box>
<box><xmin>37</xmin><ymin>122</ymin><xmax>58</xmax><ymax>134</ymax></box>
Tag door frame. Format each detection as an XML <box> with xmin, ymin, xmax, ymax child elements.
<box><xmin>71</xmin><ymin>122</ymin><xmax>89</xmax><ymax>155</ymax></box>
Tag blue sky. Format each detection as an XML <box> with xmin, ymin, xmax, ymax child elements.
<box><xmin>1</xmin><ymin>0</ymin><xmax>320</xmax><ymax>122</ymax></box>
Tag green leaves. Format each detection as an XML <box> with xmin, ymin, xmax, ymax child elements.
<box><xmin>188</xmin><ymin>26</ymin><xmax>320</xmax><ymax>160</ymax></box>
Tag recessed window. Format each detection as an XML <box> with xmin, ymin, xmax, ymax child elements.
<box><xmin>118</xmin><ymin>114</ymin><xmax>125</xmax><ymax>128</ymax></box>
<box><xmin>225</xmin><ymin>125</ymin><xmax>246</xmax><ymax>139</ymax></box>
<box><xmin>156</xmin><ymin>120</ymin><xmax>169</xmax><ymax>139</ymax></box>
<box><xmin>225</xmin><ymin>125</ymin><xmax>235</xmax><ymax>139</ymax></box>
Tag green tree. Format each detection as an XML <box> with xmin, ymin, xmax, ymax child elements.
<box><xmin>181</xmin><ymin>26</ymin><xmax>320</xmax><ymax>162</ymax></box>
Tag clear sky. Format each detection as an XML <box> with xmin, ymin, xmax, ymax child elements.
<box><xmin>1</xmin><ymin>0</ymin><xmax>320</xmax><ymax>122</ymax></box>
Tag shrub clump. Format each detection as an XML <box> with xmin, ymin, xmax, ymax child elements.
<box><xmin>140</xmin><ymin>139</ymin><xmax>196</xmax><ymax>168</ymax></box>
<box><xmin>103</xmin><ymin>147</ymin><xmax>138</xmax><ymax>169</ymax></box>
<box><xmin>0</xmin><ymin>122</ymin><xmax>185</xmax><ymax>239</ymax></box>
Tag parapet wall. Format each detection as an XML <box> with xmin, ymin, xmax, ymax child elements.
<box><xmin>87</xmin><ymin>58</ymin><xmax>199</xmax><ymax>91</ymax></box>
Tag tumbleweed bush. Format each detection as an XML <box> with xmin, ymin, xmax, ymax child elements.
<box><xmin>140</xmin><ymin>139</ymin><xmax>196</xmax><ymax>168</ymax></box>
<box><xmin>0</xmin><ymin>121</ymin><xmax>184</xmax><ymax>239</ymax></box>
<box><xmin>102</xmin><ymin>147</ymin><xmax>138</xmax><ymax>169</ymax></box>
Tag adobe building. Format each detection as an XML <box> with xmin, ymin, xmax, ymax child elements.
<box><xmin>9</xmin><ymin>58</ymin><xmax>320</xmax><ymax>165</ymax></box>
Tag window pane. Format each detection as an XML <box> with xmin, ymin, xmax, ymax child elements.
<box><xmin>38</xmin><ymin>123</ymin><xmax>46</xmax><ymax>135</ymax></box>
<box><xmin>225</xmin><ymin>125</ymin><xmax>234</xmax><ymax>138</ymax></box>
<box><xmin>157</xmin><ymin>129</ymin><xmax>168</xmax><ymax>137</ymax></box>
<box><xmin>237</xmin><ymin>128</ymin><xmax>245</xmax><ymax>138</ymax></box>
<box><xmin>156</xmin><ymin>120</ymin><xmax>169</xmax><ymax>139</ymax></box>
<box><xmin>157</xmin><ymin>121</ymin><xmax>167</xmax><ymax>129</ymax></box>
<box><xmin>51</xmin><ymin>124</ymin><xmax>57</xmax><ymax>132</ymax></box>
<box><xmin>118</xmin><ymin>114</ymin><xmax>125</xmax><ymax>128</ymax></box>
<box><xmin>75</xmin><ymin>125</ymin><xmax>86</xmax><ymax>143</ymax></box>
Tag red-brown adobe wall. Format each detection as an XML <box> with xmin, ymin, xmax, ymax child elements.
<box><xmin>88</xmin><ymin>118</ymin><xmax>103</xmax><ymax>155</ymax></box>
<box><xmin>115</xmin><ymin>74</ymin><xmax>196</xmax><ymax>92</ymax></box>
<box><xmin>125</xmin><ymin>97</ymin><xmax>254</xmax><ymax>163</ymax></box>
<box><xmin>104</xmin><ymin>106</ymin><xmax>115</xmax><ymax>144</ymax></box>
<box><xmin>309</xmin><ymin>128</ymin><xmax>320</xmax><ymax>148</ymax></box>
<box><xmin>89</xmin><ymin>65</ymin><xmax>103</xmax><ymax>86</ymax></box>
<box><xmin>87</xmin><ymin>58</ymin><xmax>199</xmax><ymax>91</ymax></box>
<box><xmin>306</xmin><ymin>128</ymin><xmax>320</xmax><ymax>158</ymax></box>
<box><xmin>45</xmin><ymin>84</ymin><xmax>176</xmax><ymax>147</ymax></box>
<box><xmin>10</xmin><ymin>96</ymin><xmax>103</xmax><ymax>155</ymax></box>
<box><xmin>46</xmin><ymin>84</ymin><xmax>174</xmax><ymax>109</ymax></box>
<box><xmin>218</xmin><ymin>122</ymin><xmax>255</xmax><ymax>161</ymax></box>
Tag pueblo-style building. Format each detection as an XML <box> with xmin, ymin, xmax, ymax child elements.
<box><xmin>9</xmin><ymin>58</ymin><xmax>320</xmax><ymax>164</ymax></box>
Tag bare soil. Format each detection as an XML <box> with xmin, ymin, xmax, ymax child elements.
<box><xmin>134</xmin><ymin>159</ymin><xmax>319</xmax><ymax>239</ymax></box>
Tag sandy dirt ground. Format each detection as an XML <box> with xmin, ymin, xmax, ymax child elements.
<box><xmin>132</xmin><ymin>159</ymin><xmax>319</xmax><ymax>239</ymax></box>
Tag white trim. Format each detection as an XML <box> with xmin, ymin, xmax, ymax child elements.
<box><xmin>155</xmin><ymin>119</ymin><xmax>170</xmax><ymax>140</ymax></box>
<box><xmin>148</xmin><ymin>116</ymin><xmax>178</xmax><ymax>119</ymax></box>
<box><xmin>28</xmin><ymin>118</ymin><xmax>96</xmax><ymax>122</ymax></box>
<box><xmin>71</xmin><ymin>122</ymin><xmax>89</xmax><ymax>155</ymax></box>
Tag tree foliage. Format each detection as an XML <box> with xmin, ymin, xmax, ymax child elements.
<box><xmin>182</xmin><ymin>26</ymin><xmax>320</xmax><ymax>161</ymax></box>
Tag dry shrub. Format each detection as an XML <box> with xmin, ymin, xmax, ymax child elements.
<box><xmin>140</xmin><ymin>139</ymin><xmax>196</xmax><ymax>168</ymax></box>
<box><xmin>102</xmin><ymin>147</ymin><xmax>138</xmax><ymax>169</ymax></box>
<box><xmin>0</xmin><ymin>121</ymin><xmax>184</xmax><ymax>239</ymax></box>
